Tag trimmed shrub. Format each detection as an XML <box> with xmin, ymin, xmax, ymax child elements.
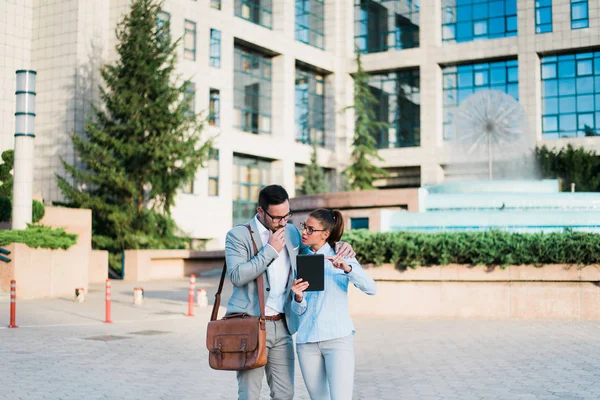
<box><xmin>0</xmin><ymin>225</ymin><xmax>78</xmax><ymax>250</ymax></box>
<box><xmin>0</xmin><ymin>198</ymin><xmax>46</xmax><ymax>223</ymax></box>
<box><xmin>342</xmin><ymin>229</ymin><xmax>600</xmax><ymax>267</ymax></box>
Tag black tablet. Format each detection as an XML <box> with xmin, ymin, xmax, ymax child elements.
<box><xmin>296</xmin><ymin>254</ymin><xmax>324</xmax><ymax>291</ymax></box>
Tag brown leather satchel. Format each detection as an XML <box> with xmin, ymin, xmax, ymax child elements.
<box><xmin>206</xmin><ymin>225</ymin><xmax>267</xmax><ymax>371</ymax></box>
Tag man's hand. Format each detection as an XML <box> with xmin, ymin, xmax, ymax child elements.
<box><xmin>334</xmin><ymin>241</ymin><xmax>355</xmax><ymax>260</ymax></box>
<box><xmin>291</xmin><ymin>278</ymin><xmax>309</xmax><ymax>302</ymax></box>
<box><xmin>268</xmin><ymin>228</ymin><xmax>286</xmax><ymax>253</ymax></box>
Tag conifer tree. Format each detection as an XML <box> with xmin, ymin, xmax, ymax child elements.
<box><xmin>301</xmin><ymin>141</ymin><xmax>329</xmax><ymax>195</ymax></box>
<box><xmin>344</xmin><ymin>52</ymin><xmax>388</xmax><ymax>190</ymax></box>
<box><xmin>57</xmin><ymin>0</ymin><xmax>212</xmax><ymax>268</ymax></box>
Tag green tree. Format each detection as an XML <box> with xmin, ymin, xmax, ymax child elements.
<box><xmin>536</xmin><ymin>144</ymin><xmax>600</xmax><ymax>192</ymax></box>
<box><xmin>301</xmin><ymin>141</ymin><xmax>329</xmax><ymax>195</ymax></box>
<box><xmin>0</xmin><ymin>150</ymin><xmax>14</xmax><ymax>198</ymax></box>
<box><xmin>344</xmin><ymin>52</ymin><xmax>388</xmax><ymax>190</ymax></box>
<box><xmin>584</xmin><ymin>124</ymin><xmax>597</xmax><ymax>137</ymax></box>
<box><xmin>57</xmin><ymin>0</ymin><xmax>212</xmax><ymax>269</ymax></box>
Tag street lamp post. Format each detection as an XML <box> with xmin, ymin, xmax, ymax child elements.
<box><xmin>12</xmin><ymin>70</ymin><xmax>37</xmax><ymax>230</ymax></box>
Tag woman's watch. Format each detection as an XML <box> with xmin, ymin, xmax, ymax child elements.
<box><xmin>344</xmin><ymin>266</ymin><xmax>352</xmax><ymax>274</ymax></box>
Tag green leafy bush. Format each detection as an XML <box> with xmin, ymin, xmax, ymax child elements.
<box><xmin>0</xmin><ymin>225</ymin><xmax>78</xmax><ymax>250</ymax></box>
<box><xmin>0</xmin><ymin>198</ymin><xmax>46</xmax><ymax>223</ymax></box>
<box><xmin>342</xmin><ymin>229</ymin><xmax>600</xmax><ymax>267</ymax></box>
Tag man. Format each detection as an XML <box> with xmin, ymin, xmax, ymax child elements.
<box><xmin>225</xmin><ymin>184</ymin><xmax>355</xmax><ymax>400</ymax></box>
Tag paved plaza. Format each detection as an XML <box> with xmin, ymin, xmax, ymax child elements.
<box><xmin>1</xmin><ymin>273</ymin><xmax>600</xmax><ymax>400</ymax></box>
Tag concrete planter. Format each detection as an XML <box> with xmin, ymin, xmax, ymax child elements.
<box><xmin>348</xmin><ymin>264</ymin><xmax>600</xmax><ymax>320</ymax></box>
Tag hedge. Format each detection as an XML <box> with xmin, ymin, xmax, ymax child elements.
<box><xmin>342</xmin><ymin>229</ymin><xmax>600</xmax><ymax>267</ymax></box>
<box><xmin>0</xmin><ymin>225</ymin><xmax>78</xmax><ymax>250</ymax></box>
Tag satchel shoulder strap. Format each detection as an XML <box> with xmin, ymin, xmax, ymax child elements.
<box><xmin>210</xmin><ymin>224</ymin><xmax>266</xmax><ymax>321</ymax></box>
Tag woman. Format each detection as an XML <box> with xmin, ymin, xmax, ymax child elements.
<box><xmin>290</xmin><ymin>208</ymin><xmax>376</xmax><ymax>400</ymax></box>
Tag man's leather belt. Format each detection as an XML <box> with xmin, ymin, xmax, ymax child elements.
<box><xmin>264</xmin><ymin>313</ymin><xmax>285</xmax><ymax>321</ymax></box>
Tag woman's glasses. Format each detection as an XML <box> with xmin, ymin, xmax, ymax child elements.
<box><xmin>300</xmin><ymin>222</ymin><xmax>326</xmax><ymax>235</ymax></box>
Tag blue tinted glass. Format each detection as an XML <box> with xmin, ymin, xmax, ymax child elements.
<box><xmin>536</xmin><ymin>0</ymin><xmax>551</xmax><ymax>6</ymax></box>
<box><xmin>543</xmin><ymin>116</ymin><xmax>558</xmax><ymax>131</ymax></box>
<box><xmin>490</xmin><ymin>67</ymin><xmax>506</xmax><ymax>84</ymax></box>
<box><xmin>506</xmin><ymin>0</ymin><xmax>517</xmax><ymax>14</ymax></box>
<box><xmin>475</xmin><ymin>70</ymin><xmax>488</xmax><ymax>86</ymax></box>
<box><xmin>559</xmin><ymin>96</ymin><xmax>576</xmax><ymax>113</ymax></box>
<box><xmin>544</xmin><ymin>97</ymin><xmax>558</xmax><ymax>114</ymax></box>
<box><xmin>506</xmin><ymin>16</ymin><xmax>517</xmax><ymax>32</ymax></box>
<box><xmin>489</xmin><ymin>1</ymin><xmax>504</xmax><ymax>17</ymax></box>
<box><xmin>537</xmin><ymin>8</ymin><xmax>551</xmax><ymax>24</ymax></box>
<box><xmin>489</xmin><ymin>17</ymin><xmax>504</xmax><ymax>34</ymax></box>
<box><xmin>542</xmin><ymin>64</ymin><xmax>557</xmax><ymax>79</ymax></box>
<box><xmin>457</xmin><ymin>5</ymin><xmax>472</xmax><ymax>22</ymax></box>
<box><xmin>572</xmin><ymin>3</ymin><xmax>588</xmax><ymax>20</ymax></box>
<box><xmin>577</xmin><ymin>95</ymin><xmax>594</xmax><ymax>112</ymax></box>
<box><xmin>508</xmin><ymin>67</ymin><xmax>518</xmax><ymax>83</ymax></box>
<box><xmin>577</xmin><ymin>77</ymin><xmax>593</xmax><ymax>94</ymax></box>
<box><xmin>572</xmin><ymin>20</ymin><xmax>589</xmax><ymax>29</ymax></box>
<box><xmin>458</xmin><ymin>88</ymin><xmax>474</xmax><ymax>103</ymax></box>
<box><xmin>578</xmin><ymin>113</ymin><xmax>594</xmax><ymax>130</ymax></box>
<box><xmin>559</xmin><ymin>60</ymin><xmax>576</xmax><ymax>77</ymax></box>
<box><xmin>577</xmin><ymin>60</ymin><xmax>593</xmax><ymax>76</ymax></box>
<box><xmin>559</xmin><ymin>79</ymin><xmax>576</xmax><ymax>95</ymax></box>
<box><xmin>560</xmin><ymin>114</ymin><xmax>577</xmax><ymax>131</ymax></box>
<box><xmin>473</xmin><ymin>3</ymin><xmax>488</xmax><ymax>19</ymax></box>
<box><xmin>474</xmin><ymin>20</ymin><xmax>488</xmax><ymax>36</ymax></box>
<box><xmin>443</xmin><ymin>25</ymin><xmax>456</xmax><ymax>40</ymax></box>
<box><xmin>457</xmin><ymin>22</ymin><xmax>473</xmax><ymax>40</ymax></box>
<box><xmin>596</xmin><ymin>112</ymin><xmax>600</xmax><ymax>128</ymax></box>
<box><xmin>507</xmin><ymin>84</ymin><xmax>518</xmax><ymax>99</ymax></box>
<box><xmin>458</xmin><ymin>71</ymin><xmax>474</xmax><ymax>88</ymax></box>
<box><xmin>543</xmin><ymin>80</ymin><xmax>558</xmax><ymax>97</ymax></box>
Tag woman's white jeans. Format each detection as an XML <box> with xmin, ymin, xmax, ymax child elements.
<box><xmin>296</xmin><ymin>334</ymin><xmax>355</xmax><ymax>400</ymax></box>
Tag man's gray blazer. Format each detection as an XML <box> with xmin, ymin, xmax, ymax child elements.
<box><xmin>224</xmin><ymin>217</ymin><xmax>308</xmax><ymax>335</ymax></box>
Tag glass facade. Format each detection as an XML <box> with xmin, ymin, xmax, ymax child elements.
<box><xmin>184</xmin><ymin>20</ymin><xmax>196</xmax><ymax>60</ymax></box>
<box><xmin>211</xmin><ymin>0</ymin><xmax>222</xmax><ymax>10</ymax></box>
<box><xmin>296</xmin><ymin>0</ymin><xmax>325</xmax><ymax>49</ymax></box>
<box><xmin>443</xmin><ymin>59</ymin><xmax>518</xmax><ymax>140</ymax></box>
<box><xmin>541</xmin><ymin>52</ymin><xmax>600</xmax><ymax>139</ymax></box>
<box><xmin>208</xmin><ymin>149</ymin><xmax>220</xmax><ymax>197</ymax></box>
<box><xmin>571</xmin><ymin>0</ymin><xmax>589</xmax><ymax>29</ymax></box>
<box><xmin>234</xmin><ymin>47</ymin><xmax>272</xmax><ymax>134</ymax></box>
<box><xmin>368</xmin><ymin>69</ymin><xmax>421</xmax><ymax>148</ymax></box>
<box><xmin>232</xmin><ymin>155</ymin><xmax>271</xmax><ymax>225</ymax></box>
<box><xmin>235</xmin><ymin>0</ymin><xmax>273</xmax><ymax>29</ymax></box>
<box><xmin>209</xmin><ymin>89</ymin><xmax>220</xmax><ymax>127</ymax></box>
<box><xmin>156</xmin><ymin>10</ymin><xmax>170</xmax><ymax>40</ymax></box>
<box><xmin>535</xmin><ymin>0</ymin><xmax>552</xmax><ymax>34</ymax></box>
<box><xmin>355</xmin><ymin>0</ymin><xmax>419</xmax><ymax>54</ymax></box>
<box><xmin>442</xmin><ymin>0</ymin><xmax>517</xmax><ymax>43</ymax></box>
<box><xmin>210</xmin><ymin>29</ymin><xmax>221</xmax><ymax>68</ymax></box>
<box><xmin>295</xmin><ymin>68</ymin><xmax>325</xmax><ymax>146</ymax></box>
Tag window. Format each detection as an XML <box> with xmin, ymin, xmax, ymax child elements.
<box><xmin>535</xmin><ymin>0</ymin><xmax>552</xmax><ymax>33</ymax></box>
<box><xmin>571</xmin><ymin>0</ymin><xmax>589</xmax><ymax>29</ymax></box>
<box><xmin>209</xmin><ymin>89</ymin><xmax>220</xmax><ymax>127</ymax></box>
<box><xmin>541</xmin><ymin>52</ymin><xmax>600</xmax><ymax>139</ymax></box>
<box><xmin>443</xmin><ymin>60</ymin><xmax>518</xmax><ymax>140</ymax></box>
<box><xmin>210</xmin><ymin>29</ymin><xmax>221</xmax><ymax>68</ymax></box>
<box><xmin>355</xmin><ymin>0</ymin><xmax>419</xmax><ymax>54</ymax></box>
<box><xmin>156</xmin><ymin>10</ymin><xmax>170</xmax><ymax>40</ymax></box>
<box><xmin>208</xmin><ymin>149</ymin><xmax>220</xmax><ymax>196</ymax></box>
<box><xmin>350</xmin><ymin>218</ymin><xmax>369</xmax><ymax>230</ymax></box>
<box><xmin>184</xmin><ymin>20</ymin><xmax>196</xmax><ymax>60</ymax></box>
<box><xmin>234</xmin><ymin>46</ymin><xmax>272</xmax><ymax>134</ymax></box>
<box><xmin>441</xmin><ymin>0</ymin><xmax>517</xmax><ymax>43</ymax></box>
<box><xmin>296</xmin><ymin>0</ymin><xmax>325</xmax><ymax>49</ymax></box>
<box><xmin>211</xmin><ymin>0</ymin><xmax>222</xmax><ymax>9</ymax></box>
<box><xmin>185</xmin><ymin>82</ymin><xmax>196</xmax><ymax>115</ymax></box>
<box><xmin>232</xmin><ymin>155</ymin><xmax>271</xmax><ymax>224</ymax></box>
<box><xmin>295</xmin><ymin>164</ymin><xmax>306</xmax><ymax>196</ymax></box>
<box><xmin>235</xmin><ymin>0</ymin><xmax>272</xmax><ymax>29</ymax></box>
<box><xmin>368</xmin><ymin>69</ymin><xmax>421</xmax><ymax>148</ymax></box>
<box><xmin>295</xmin><ymin>68</ymin><xmax>325</xmax><ymax>146</ymax></box>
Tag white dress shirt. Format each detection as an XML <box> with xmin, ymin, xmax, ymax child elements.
<box><xmin>255</xmin><ymin>215</ymin><xmax>291</xmax><ymax>316</ymax></box>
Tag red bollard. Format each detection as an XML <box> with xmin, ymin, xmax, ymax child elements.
<box><xmin>8</xmin><ymin>280</ymin><xmax>17</xmax><ymax>328</ymax></box>
<box><xmin>187</xmin><ymin>274</ymin><xmax>195</xmax><ymax>317</ymax></box>
<box><xmin>105</xmin><ymin>279</ymin><xmax>112</xmax><ymax>323</ymax></box>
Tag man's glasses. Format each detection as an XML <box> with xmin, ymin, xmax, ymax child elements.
<box><xmin>264</xmin><ymin>210</ymin><xmax>293</xmax><ymax>224</ymax></box>
<box><xmin>300</xmin><ymin>222</ymin><xmax>326</xmax><ymax>235</ymax></box>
